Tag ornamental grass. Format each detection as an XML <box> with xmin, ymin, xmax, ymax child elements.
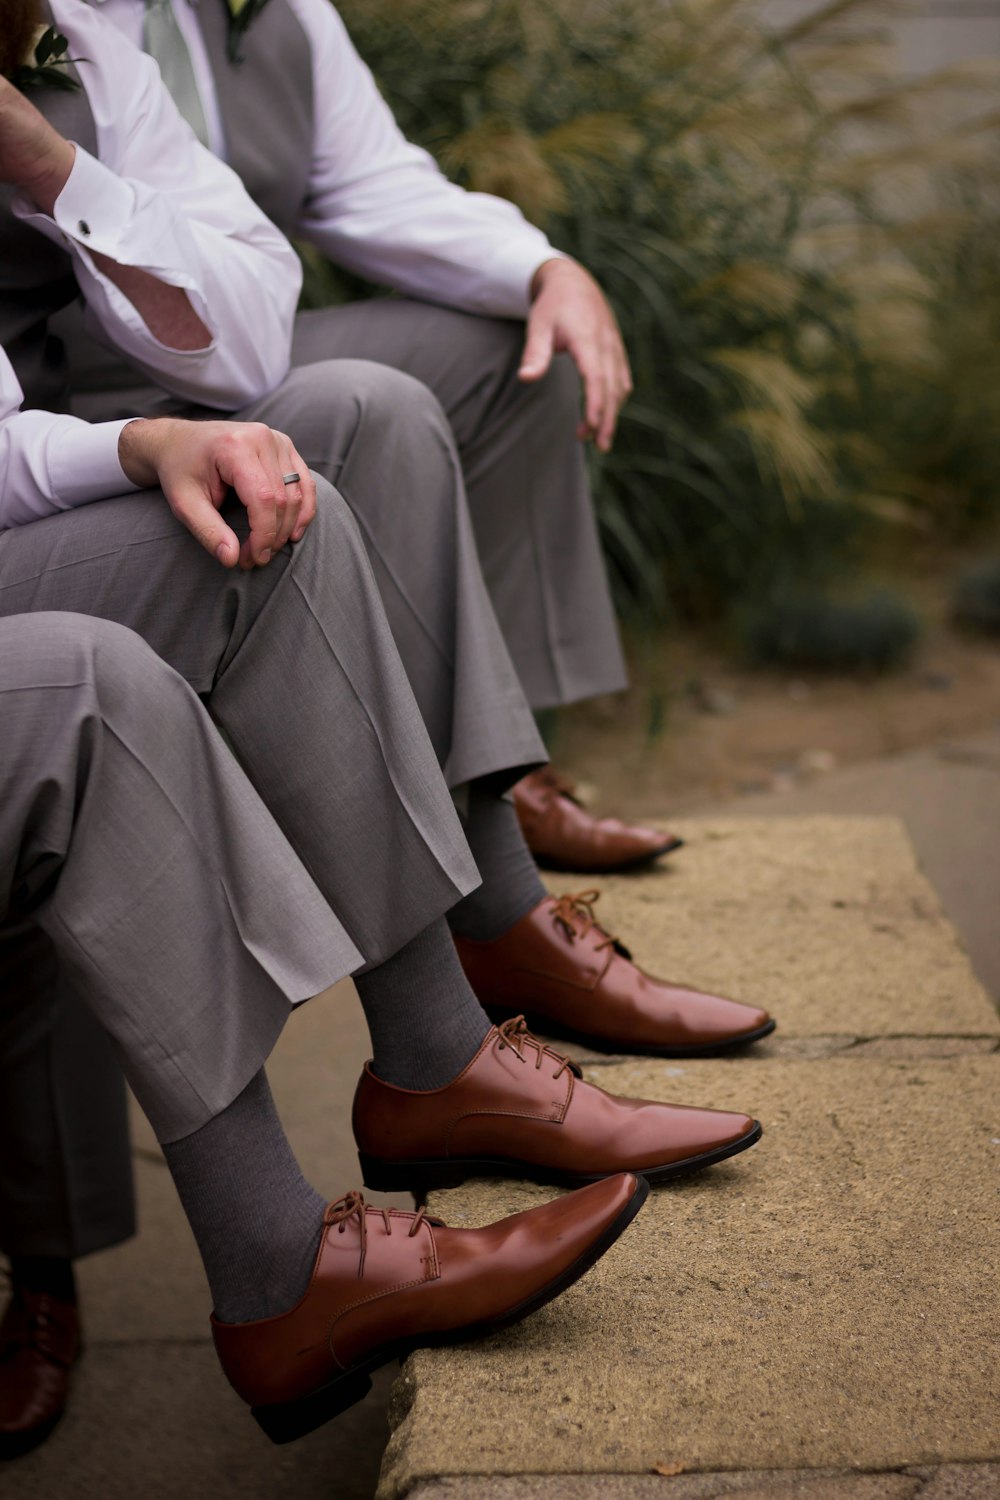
<box><xmin>314</xmin><ymin>0</ymin><xmax>1000</xmax><ymax>638</ymax></box>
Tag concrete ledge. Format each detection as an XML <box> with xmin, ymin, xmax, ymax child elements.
<box><xmin>382</xmin><ymin>1057</ymin><xmax>1000</xmax><ymax>1494</ymax></box>
<box><xmin>546</xmin><ymin>817</ymin><xmax>1000</xmax><ymax>1041</ymax></box>
<box><xmin>403</xmin><ymin>1465</ymin><xmax>1000</xmax><ymax>1499</ymax></box>
<box><xmin>378</xmin><ymin>818</ymin><xmax>1000</xmax><ymax>1499</ymax></box>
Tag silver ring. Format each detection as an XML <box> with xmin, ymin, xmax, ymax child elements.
<box><xmin>281</xmin><ymin>472</ymin><xmax>301</xmax><ymax>486</ymax></box>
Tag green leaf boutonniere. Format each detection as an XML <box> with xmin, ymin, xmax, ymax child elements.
<box><xmin>224</xmin><ymin>0</ymin><xmax>273</xmax><ymax>65</ymax></box>
<box><xmin>14</xmin><ymin>26</ymin><xmax>84</xmax><ymax>93</ymax></box>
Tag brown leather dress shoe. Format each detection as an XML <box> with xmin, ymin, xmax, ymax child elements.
<box><xmin>513</xmin><ymin>767</ymin><xmax>683</xmax><ymax>873</ymax></box>
<box><xmin>212</xmin><ymin>1177</ymin><xmax>647</xmax><ymax>1445</ymax></box>
<box><xmin>353</xmin><ymin>1017</ymin><xmax>761</xmax><ymax>1192</ymax></box>
<box><xmin>0</xmin><ymin>1286</ymin><xmax>80</xmax><ymax>1459</ymax></box>
<box><xmin>455</xmin><ymin>890</ymin><xmax>776</xmax><ymax>1056</ymax></box>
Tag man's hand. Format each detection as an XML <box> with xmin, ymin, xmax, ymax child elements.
<box><xmin>520</xmin><ymin>258</ymin><xmax>633</xmax><ymax>453</ymax></box>
<box><xmin>119</xmin><ymin>418</ymin><xmax>317</xmax><ymax>569</ymax></box>
<box><xmin>0</xmin><ymin>75</ymin><xmax>75</xmax><ymax>213</ymax></box>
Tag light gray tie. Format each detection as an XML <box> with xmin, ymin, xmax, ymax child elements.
<box><xmin>143</xmin><ymin>0</ymin><xmax>211</xmax><ymax>149</ymax></box>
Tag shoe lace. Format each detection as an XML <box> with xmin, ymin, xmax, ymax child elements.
<box><xmin>328</xmin><ymin>1190</ymin><xmax>429</xmax><ymax>1279</ymax></box>
<box><xmin>496</xmin><ymin>1015</ymin><xmax>572</xmax><ymax>1079</ymax></box>
<box><xmin>549</xmin><ymin>888</ymin><xmax>618</xmax><ymax>954</ymax></box>
<box><xmin>533</xmin><ymin>766</ymin><xmax>581</xmax><ymax>804</ymax></box>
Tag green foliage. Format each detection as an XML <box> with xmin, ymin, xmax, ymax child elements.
<box><xmin>331</xmin><ymin>0</ymin><xmax>1000</xmax><ymax>628</ymax></box>
<box><xmin>860</xmin><ymin>183</ymin><xmax>1000</xmax><ymax>540</ymax></box>
<box><xmin>951</xmin><ymin>557</ymin><xmax>1000</xmax><ymax>637</ymax></box>
<box><xmin>738</xmin><ymin>588</ymin><xmax>922</xmax><ymax>672</ymax></box>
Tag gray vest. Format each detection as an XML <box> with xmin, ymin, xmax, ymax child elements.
<box><xmin>54</xmin><ymin>0</ymin><xmax>316</xmax><ymax>421</ymax></box>
<box><xmin>0</xmin><ymin>47</ymin><xmax>98</xmax><ymax>412</ymax></box>
<box><xmin>197</xmin><ymin>0</ymin><xmax>314</xmax><ymax>240</ymax></box>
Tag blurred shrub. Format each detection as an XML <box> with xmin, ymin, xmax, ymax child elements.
<box><xmin>331</xmin><ymin>0</ymin><xmax>999</xmax><ymax>629</ymax></box>
<box><xmin>859</xmin><ymin>183</ymin><xmax>1000</xmax><ymax>541</ymax></box>
<box><xmin>951</xmin><ymin>557</ymin><xmax>1000</xmax><ymax>636</ymax></box>
<box><xmin>739</xmin><ymin>589</ymin><xmax>921</xmax><ymax>672</ymax></box>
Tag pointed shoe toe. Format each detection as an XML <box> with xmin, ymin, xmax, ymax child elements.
<box><xmin>354</xmin><ymin>1019</ymin><xmax>763</xmax><ymax>1192</ymax></box>
<box><xmin>454</xmin><ymin>891</ymin><xmax>775</xmax><ymax>1057</ymax></box>
<box><xmin>513</xmin><ymin>769</ymin><xmax>682</xmax><ymax>873</ymax></box>
<box><xmin>212</xmin><ymin>1177</ymin><xmax>646</xmax><ymax>1445</ymax></box>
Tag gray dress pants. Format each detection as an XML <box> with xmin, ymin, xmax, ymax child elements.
<box><xmin>0</xmin><ymin>613</ymin><xmax>397</xmax><ymax>1144</ymax></box>
<box><xmin>237</xmin><ymin>358</ymin><xmax>545</xmax><ymax>788</ymax></box>
<box><xmin>65</xmin><ymin>299</ymin><xmax>628</xmax><ymax>714</ymax></box>
<box><xmin>0</xmin><ymin>359</ymin><xmax>550</xmax><ymax>1259</ymax></box>
<box><xmin>290</xmin><ymin>301</ymin><xmax>627</xmax><ymax>712</ymax></box>
<box><xmin>0</xmin><ymin>478</ymin><xmax>482</xmax><ymax>1247</ymax></box>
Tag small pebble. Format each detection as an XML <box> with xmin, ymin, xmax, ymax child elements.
<box><xmin>798</xmin><ymin>748</ymin><xmax>838</xmax><ymax>775</ymax></box>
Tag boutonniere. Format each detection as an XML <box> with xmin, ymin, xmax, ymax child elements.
<box><xmin>223</xmin><ymin>0</ymin><xmax>272</xmax><ymax>64</ymax></box>
<box><xmin>14</xmin><ymin>25</ymin><xmax>83</xmax><ymax>92</ymax></box>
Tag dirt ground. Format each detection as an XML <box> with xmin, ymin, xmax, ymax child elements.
<box><xmin>548</xmin><ymin>621</ymin><xmax>1000</xmax><ymax>819</ymax></box>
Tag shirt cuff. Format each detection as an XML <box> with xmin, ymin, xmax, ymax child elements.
<box><xmin>13</xmin><ymin>145</ymin><xmax>138</xmax><ymax>261</ymax></box>
<box><xmin>55</xmin><ymin>145</ymin><xmax>137</xmax><ymax>256</ymax></box>
<box><xmin>48</xmin><ymin>418</ymin><xmax>143</xmax><ymax>506</ymax></box>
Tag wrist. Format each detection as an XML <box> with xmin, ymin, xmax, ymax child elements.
<box><xmin>118</xmin><ymin>417</ymin><xmax>177</xmax><ymax>489</ymax></box>
<box><xmin>23</xmin><ymin>138</ymin><xmax>75</xmax><ymax>216</ymax></box>
<box><xmin>530</xmin><ymin>256</ymin><xmax>575</xmax><ymax>301</ymax></box>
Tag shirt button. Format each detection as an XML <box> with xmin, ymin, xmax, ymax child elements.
<box><xmin>78</xmin><ymin>220</ymin><xmax>91</xmax><ymax>237</ymax></box>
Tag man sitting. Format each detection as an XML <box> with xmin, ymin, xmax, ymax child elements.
<box><xmin>0</xmin><ymin>607</ymin><xmax>649</xmax><ymax>1448</ymax></box>
<box><xmin>77</xmin><ymin>0</ymin><xmax>682</xmax><ymax>871</ymax></box>
<box><xmin>0</xmin><ymin>7</ymin><xmax>772</xmax><ymax>1454</ymax></box>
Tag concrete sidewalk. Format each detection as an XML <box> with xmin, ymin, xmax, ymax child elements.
<box><xmin>688</xmin><ymin>727</ymin><xmax>1000</xmax><ymax>1007</ymax></box>
<box><xmin>1</xmin><ymin>736</ymin><xmax>997</xmax><ymax>1500</ymax></box>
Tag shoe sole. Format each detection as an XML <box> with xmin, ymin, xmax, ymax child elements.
<box><xmin>358</xmin><ymin>1119</ymin><xmax>762</xmax><ymax>1195</ymax></box>
<box><xmin>0</xmin><ymin>1411</ymin><xmax>64</xmax><ymax>1461</ymax></box>
<box><xmin>483</xmin><ymin>1009</ymin><xmax>777</xmax><ymax>1058</ymax></box>
<box><xmin>250</xmin><ymin>1174</ymin><xmax>650</xmax><ymax>1445</ymax></box>
<box><xmin>533</xmin><ymin>835</ymin><xmax>685</xmax><ymax>874</ymax></box>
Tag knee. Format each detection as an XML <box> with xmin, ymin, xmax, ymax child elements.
<box><xmin>0</xmin><ymin>613</ymin><xmax>156</xmax><ymax>692</ymax></box>
<box><xmin>533</xmin><ymin>350</ymin><xmax>583</xmax><ymax>426</ymax></box>
<box><xmin>0</xmin><ymin>614</ymin><xmax>190</xmax><ymax>739</ymax></box>
<box><xmin>344</xmin><ymin>359</ymin><xmax>451</xmax><ymax>438</ymax></box>
<box><xmin>286</xmin><ymin>356</ymin><xmax>448</xmax><ymax>429</ymax></box>
<box><xmin>443</xmin><ymin>311</ymin><xmax>524</xmax><ymax>380</ymax></box>
<box><xmin>300</xmin><ymin>471</ymin><xmax>374</xmax><ymax>566</ymax></box>
<box><xmin>278</xmin><ymin>358</ymin><xmax>455</xmax><ymax>465</ymax></box>
<box><xmin>436</xmin><ymin>310</ymin><xmax>582</xmax><ymax>425</ymax></box>
<box><xmin>88</xmin><ymin>617</ymin><xmax>190</xmax><ymax>718</ymax></box>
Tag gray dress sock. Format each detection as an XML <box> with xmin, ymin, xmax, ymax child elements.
<box><xmin>354</xmin><ymin>917</ymin><xmax>491</xmax><ymax>1089</ymax></box>
<box><xmin>447</xmin><ymin>785</ymin><xmax>546</xmax><ymax>943</ymax></box>
<box><xmin>162</xmin><ymin>1070</ymin><xmax>326</xmax><ymax>1325</ymax></box>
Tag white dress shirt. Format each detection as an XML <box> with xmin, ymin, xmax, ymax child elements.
<box><xmin>92</xmin><ymin>0</ymin><xmax>563</xmax><ymax>319</ymax></box>
<box><xmin>12</xmin><ymin>0</ymin><xmax>301</xmax><ymax>410</ymax></box>
<box><xmin>0</xmin><ymin>350</ymin><xmax>140</xmax><ymax>530</ymax></box>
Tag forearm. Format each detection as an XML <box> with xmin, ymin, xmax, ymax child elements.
<box><xmin>16</xmin><ymin>148</ymin><xmax>296</xmax><ymax>404</ymax></box>
<box><xmin>22</xmin><ymin>139</ymin><xmax>209</xmax><ymax>351</ymax></box>
<box><xmin>6</xmin><ymin>30</ymin><xmax>298</xmax><ymax>406</ymax></box>
<box><xmin>90</xmin><ymin>253</ymin><xmax>211</xmax><ymax>350</ymax></box>
<box><xmin>303</xmin><ymin>161</ymin><xmax>564</xmax><ymax>320</ymax></box>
